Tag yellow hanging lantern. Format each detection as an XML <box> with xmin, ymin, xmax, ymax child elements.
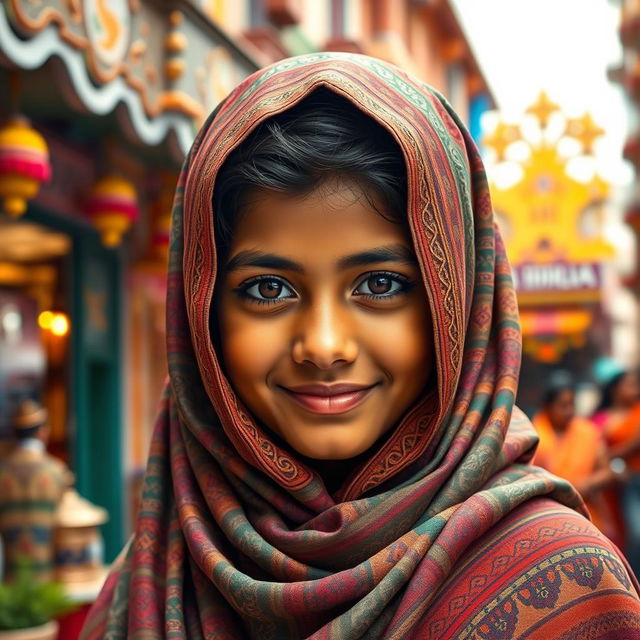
<box><xmin>0</xmin><ymin>116</ymin><xmax>52</xmax><ymax>217</ymax></box>
<box><xmin>86</xmin><ymin>175</ymin><xmax>139</xmax><ymax>247</ymax></box>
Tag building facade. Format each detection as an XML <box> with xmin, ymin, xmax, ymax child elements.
<box><xmin>0</xmin><ymin>0</ymin><xmax>493</xmax><ymax>560</ymax></box>
<box><xmin>618</xmin><ymin>2</ymin><xmax>640</xmax><ymax>344</ymax></box>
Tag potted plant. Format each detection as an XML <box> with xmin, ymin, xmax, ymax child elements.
<box><xmin>0</xmin><ymin>561</ymin><xmax>76</xmax><ymax>640</ymax></box>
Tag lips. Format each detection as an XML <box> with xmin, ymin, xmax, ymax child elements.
<box><xmin>279</xmin><ymin>383</ymin><xmax>378</xmax><ymax>415</ymax></box>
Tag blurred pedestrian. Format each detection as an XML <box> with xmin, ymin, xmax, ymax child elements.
<box><xmin>592</xmin><ymin>369</ymin><xmax>640</xmax><ymax>430</ymax></box>
<box><xmin>592</xmin><ymin>370</ymin><xmax>640</xmax><ymax>576</ymax></box>
<box><xmin>0</xmin><ymin>399</ymin><xmax>72</xmax><ymax>582</ymax></box>
<box><xmin>534</xmin><ymin>378</ymin><xmax>625</xmax><ymax>543</ymax></box>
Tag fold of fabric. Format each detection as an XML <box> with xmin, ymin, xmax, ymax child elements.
<box><xmin>80</xmin><ymin>53</ymin><xmax>594</xmax><ymax>640</ymax></box>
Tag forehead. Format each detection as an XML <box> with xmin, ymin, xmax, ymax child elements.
<box><xmin>228</xmin><ymin>182</ymin><xmax>413</xmax><ymax>256</ymax></box>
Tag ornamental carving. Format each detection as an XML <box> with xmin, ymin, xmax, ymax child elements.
<box><xmin>83</xmin><ymin>0</ymin><xmax>132</xmax><ymax>74</ymax></box>
<box><xmin>10</xmin><ymin>0</ymin><xmax>136</xmax><ymax>85</ymax></box>
<box><xmin>2</xmin><ymin>0</ymin><xmax>257</xmax><ymax>154</ymax></box>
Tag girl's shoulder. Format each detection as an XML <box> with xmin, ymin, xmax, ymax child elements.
<box><xmin>425</xmin><ymin>497</ymin><xmax>640</xmax><ymax>639</ymax></box>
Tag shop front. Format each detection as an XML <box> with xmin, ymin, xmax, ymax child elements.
<box><xmin>0</xmin><ymin>0</ymin><xmax>258</xmax><ymax>562</ymax></box>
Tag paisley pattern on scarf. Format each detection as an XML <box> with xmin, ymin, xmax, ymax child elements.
<box><xmin>80</xmin><ymin>53</ymin><xmax>640</xmax><ymax>639</ymax></box>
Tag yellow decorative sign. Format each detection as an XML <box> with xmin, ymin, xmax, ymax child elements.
<box><xmin>565</xmin><ymin>113</ymin><xmax>605</xmax><ymax>155</ymax></box>
<box><xmin>491</xmin><ymin>144</ymin><xmax>612</xmax><ymax>268</ymax></box>
<box><xmin>485</xmin><ymin>93</ymin><xmax>612</xmax><ymax>363</ymax></box>
<box><xmin>483</xmin><ymin>122</ymin><xmax>521</xmax><ymax>162</ymax></box>
<box><xmin>486</xmin><ymin>93</ymin><xmax>612</xmax><ymax>291</ymax></box>
<box><xmin>524</xmin><ymin>91</ymin><xmax>559</xmax><ymax>128</ymax></box>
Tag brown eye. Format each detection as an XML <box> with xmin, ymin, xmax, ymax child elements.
<box><xmin>258</xmin><ymin>279</ymin><xmax>283</xmax><ymax>298</ymax></box>
<box><xmin>237</xmin><ymin>276</ymin><xmax>296</xmax><ymax>303</ymax></box>
<box><xmin>368</xmin><ymin>275</ymin><xmax>392</xmax><ymax>294</ymax></box>
<box><xmin>353</xmin><ymin>271</ymin><xmax>410</xmax><ymax>299</ymax></box>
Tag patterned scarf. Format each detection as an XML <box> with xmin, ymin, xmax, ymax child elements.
<box><xmin>81</xmin><ymin>53</ymin><xmax>583</xmax><ymax>640</ymax></box>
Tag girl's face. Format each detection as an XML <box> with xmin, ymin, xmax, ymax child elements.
<box><xmin>216</xmin><ymin>181</ymin><xmax>433</xmax><ymax>460</ymax></box>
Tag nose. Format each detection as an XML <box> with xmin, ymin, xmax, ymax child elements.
<box><xmin>291</xmin><ymin>297</ymin><xmax>358</xmax><ymax>369</ymax></box>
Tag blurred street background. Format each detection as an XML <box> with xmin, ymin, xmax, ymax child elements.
<box><xmin>2</xmin><ymin>0</ymin><xmax>640</xmax><ymax>634</ymax></box>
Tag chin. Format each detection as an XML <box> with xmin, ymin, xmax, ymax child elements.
<box><xmin>302</xmin><ymin>449</ymin><xmax>361</xmax><ymax>461</ymax></box>
<box><xmin>291</xmin><ymin>436</ymin><xmax>373</xmax><ymax>461</ymax></box>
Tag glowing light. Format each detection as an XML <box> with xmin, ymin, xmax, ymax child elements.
<box><xmin>50</xmin><ymin>313</ymin><xmax>69</xmax><ymax>336</ymax></box>
<box><xmin>38</xmin><ymin>310</ymin><xmax>54</xmax><ymax>329</ymax></box>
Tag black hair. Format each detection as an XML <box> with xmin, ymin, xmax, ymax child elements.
<box><xmin>594</xmin><ymin>370</ymin><xmax>628</xmax><ymax>413</ymax></box>
<box><xmin>542</xmin><ymin>384</ymin><xmax>574</xmax><ymax>408</ymax></box>
<box><xmin>213</xmin><ymin>88</ymin><xmax>407</xmax><ymax>258</ymax></box>
<box><xmin>15</xmin><ymin>424</ymin><xmax>43</xmax><ymax>440</ymax></box>
<box><xmin>542</xmin><ymin>370</ymin><xmax>574</xmax><ymax>407</ymax></box>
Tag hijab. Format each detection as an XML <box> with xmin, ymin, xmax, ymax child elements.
<box><xmin>81</xmin><ymin>52</ymin><xmax>583</xmax><ymax>640</ymax></box>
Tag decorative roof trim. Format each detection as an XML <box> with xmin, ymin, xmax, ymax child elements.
<box><xmin>0</xmin><ymin>4</ymin><xmax>195</xmax><ymax>154</ymax></box>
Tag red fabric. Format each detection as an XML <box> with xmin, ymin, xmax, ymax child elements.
<box><xmin>57</xmin><ymin>604</ymin><xmax>92</xmax><ymax>640</ymax></box>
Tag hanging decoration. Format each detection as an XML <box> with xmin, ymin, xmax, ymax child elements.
<box><xmin>164</xmin><ymin>11</ymin><xmax>187</xmax><ymax>83</ymax></box>
<box><xmin>85</xmin><ymin>175</ymin><xmax>139</xmax><ymax>247</ymax></box>
<box><xmin>0</xmin><ymin>115</ymin><xmax>52</xmax><ymax>217</ymax></box>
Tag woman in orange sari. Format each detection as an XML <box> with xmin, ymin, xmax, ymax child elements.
<box><xmin>534</xmin><ymin>381</ymin><xmax>625</xmax><ymax>544</ymax></box>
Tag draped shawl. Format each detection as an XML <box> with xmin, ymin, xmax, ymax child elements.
<box><xmin>81</xmin><ymin>53</ymin><xmax>602</xmax><ymax>639</ymax></box>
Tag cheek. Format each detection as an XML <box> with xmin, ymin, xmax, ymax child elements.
<box><xmin>362</xmin><ymin>305</ymin><xmax>433</xmax><ymax>382</ymax></box>
<box><xmin>219</xmin><ymin>312</ymin><xmax>288</xmax><ymax>386</ymax></box>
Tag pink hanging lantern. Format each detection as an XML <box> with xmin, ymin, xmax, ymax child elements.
<box><xmin>0</xmin><ymin>116</ymin><xmax>52</xmax><ymax>217</ymax></box>
<box><xmin>85</xmin><ymin>175</ymin><xmax>139</xmax><ymax>247</ymax></box>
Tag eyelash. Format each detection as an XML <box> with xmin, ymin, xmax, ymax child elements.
<box><xmin>233</xmin><ymin>271</ymin><xmax>415</xmax><ymax>305</ymax></box>
<box><xmin>234</xmin><ymin>275</ymin><xmax>296</xmax><ymax>306</ymax></box>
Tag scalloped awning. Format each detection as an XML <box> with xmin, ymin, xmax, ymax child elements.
<box><xmin>0</xmin><ymin>1</ymin><xmax>259</xmax><ymax>156</ymax></box>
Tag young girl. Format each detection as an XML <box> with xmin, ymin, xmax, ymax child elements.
<box><xmin>81</xmin><ymin>53</ymin><xmax>640</xmax><ymax>639</ymax></box>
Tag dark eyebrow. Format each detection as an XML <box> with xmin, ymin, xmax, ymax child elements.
<box><xmin>337</xmin><ymin>245</ymin><xmax>418</xmax><ymax>269</ymax></box>
<box><xmin>225</xmin><ymin>245</ymin><xmax>417</xmax><ymax>273</ymax></box>
<box><xmin>225</xmin><ymin>250</ymin><xmax>304</xmax><ymax>273</ymax></box>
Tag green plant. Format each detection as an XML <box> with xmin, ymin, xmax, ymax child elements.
<box><xmin>0</xmin><ymin>560</ymin><xmax>76</xmax><ymax>630</ymax></box>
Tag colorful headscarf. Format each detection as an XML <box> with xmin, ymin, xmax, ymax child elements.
<box><xmin>81</xmin><ymin>53</ymin><xmax>584</xmax><ymax>639</ymax></box>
